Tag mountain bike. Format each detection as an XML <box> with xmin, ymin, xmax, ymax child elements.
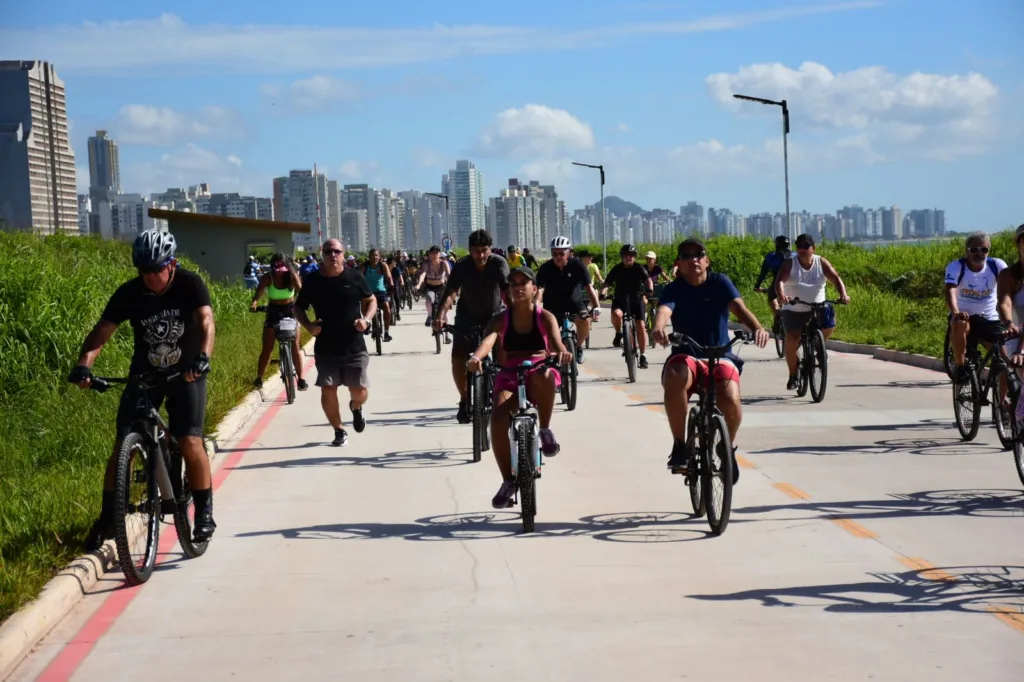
<box><xmin>558</xmin><ymin>309</ymin><xmax>592</xmax><ymax>411</ymax></box>
<box><xmin>620</xmin><ymin>307</ymin><xmax>641</xmax><ymax>383</ymax></box>
<box><xmin>252</xmin><ymin>306</ymin><xmax>298</xmax><ymax>404</ymax></box>
<box><xmin>371</xmin><ymin>297</ymin><xmax>386</xmax><ymax>356</ymax></box>
<box><xmin>426</xmin><ymin>286</ymin><xmax>451</xmax><ymax>355</ymax></box>
<box><xmin>788</xmin><ymin>298</ymin><xmax>844</xmax><ymax>403</ymax></box>
<box><xmin>481</xmin><ymin>356</ymin><xmax>561</xmax><ymax>533</ymax></box>
<box><xmin>952</xmin><ymin>326</ymin><xmax>1019</xmax><ymax>446</ymax></box>
<box><xmin>669</xmin><ymin>330</ymin><xmax>752</xmax><ymax>536</ymax></box>
<box><xmin>459</xmin><ymin>323</ymin><xmax>492</xmax><ymax>463</ymax></box>
<box><xmin>85</xmin><ymin>371</ymin><xmax>209</xmax><ymax>584</ymax></box>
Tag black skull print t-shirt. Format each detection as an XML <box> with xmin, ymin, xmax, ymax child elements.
<box><xmin>101</xmin><ymin>268</ymin><xmax>213</xmax><ymax>374</ymax></box>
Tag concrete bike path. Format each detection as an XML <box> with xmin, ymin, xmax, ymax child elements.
<box><xmin>10</xmin><ymin>312</ymin><xmax>1024</xmax><ymax>681</ymax></box>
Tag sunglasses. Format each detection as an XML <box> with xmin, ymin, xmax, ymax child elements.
<box><xmin>796</xmin><ymin>243</ymin><xmax>813</xmax><ymax>250</ymax></box>
<box><xmin>551</xmin><ymin>249</ymin><xmax>568</xmax><ymax>257</ymax></box>
<box><xmin>324</xmin><ymin>248</ymin><xmax>344</xmax><ymax>256</ymax></box>
<box><xmin>678</xmin><ymin>251</ymin><xmax>705</xmax><ymax>261</ymax></box>
<box><xmin>968</xmin><ymin>246</ymin><xmax>990</xmax><ymax>254</ymax></box>
<box><xmin>138</xmin><ymin>262</ymin><xmax>170</xmax><ymax>274</ymax></box>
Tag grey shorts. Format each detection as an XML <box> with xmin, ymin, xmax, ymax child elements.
<box><xmin>315</xmin><ymin>352</ymin><xmax>369</xmax><ymax>389</ymax></box>
<box><xmin>781</xmin><ymin>307</ymin><xmax>835</xmax><ymax>333</ymax></box>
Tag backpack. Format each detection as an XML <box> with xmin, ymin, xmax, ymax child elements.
<box><xmin>956</xmin><ymin>257</ymin><xmax>999</xmax><ymax>285</ymax></box>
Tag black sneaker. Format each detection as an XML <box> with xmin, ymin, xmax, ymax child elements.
<box><xmin>192</xmin><ymin>503</ymin><xmax>217</xmax><ymax>542</ymax></box>
<box><xmin>297</xmin><ymin>378</ymin><xmax>308</xmax><ymax>391</ymax></box>
<box><xmin>786</xmin><ymin>374</ymin><xmax>798</xmax><ymax>390</ymax></box>
<box><xmin>491</xmin><ymin>480</ymin><xmax>517</xmax><ymax>509</ymax></box>
<box><xmin>331</xmin><ymin>428</ymin><xmax>349</xmax><ymax>447</ymax></box>
<box><xmin>253</xmin><ymin>377</ymin><xmax>263</xmax><ymax>389</ymax></box>
<box><xmin>731</xmin><ymin>446</ymin><xmax>740</xmax><ymax>485</ymax></box>
<box><xmin>639</xmin><ymin>354</ymin><xmax>649</xmax><ymax>369</ymax></box>
<box><xmin>668</xmin><ymin>440</ymin><xmax>690</xmax><ymax>473</ymax></box>
<box><xmin>456</xmin><ymin>401</ymin><xmax>472</xmax><ymax>424</ymax></box>
<box><xmin>613</xmin><ymin>332</ymin><xmax>622</xmax><ymax>347</ymax></box>
<box><xmin>350</xmin><ymin>401</ymin><xmax>366</xmax><ymax>433</ymax></box>
<box><xmin>384</xmin><ymin>332</ymin><xmax>392</xmax><ymax>342</ymax></box>
<box><xmin>576</xmin><ymin>346</ymin><xmax>585</xmax><ymax>364</ymax></box>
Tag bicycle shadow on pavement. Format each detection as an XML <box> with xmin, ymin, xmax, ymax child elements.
<box><xmin>231</xmin><ymin>447</ymin><xmax>477</xmax><ymax>471</ymax></box>
<box><xmin>750</xmin><ymin>437</ymin><xmax>1005</xmax><ymax>457</ymax></box>
<box><xmin>234</xmin><ymin>511</ymin><xmax>716</xmax><ymax>543</ymax></box>
<box><xmin>734</xmin><ymin>489</ymin><xmax>1024</xmax><ymax>522</ymax></box>
<box><xmin>688</xmin><ymin>564</ymin><xmax>1024</xmax><ymax>616</ymax></box>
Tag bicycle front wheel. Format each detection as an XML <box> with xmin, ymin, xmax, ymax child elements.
<box><xmin>280</xmin><ymin>343</ymin><xmax>296</xmax><ymax>405</ymax></box>
<box><xmin>113</xmin><ymin>431</ymin><xmax>161</xmax><ymax>585</ymax></box>
<box><xmin>565</xmin><ymin>338</ymin><xmax>578</xmax><ymax>412</ymax></box>
<box><xmin>953</xmin><ymin>365</ymin><xmax>981</xmax><ymax>441</ymax></box>
<box><xmin>796</xmin><ymin>337</ymin><xmax>810</xmax><ymax>398</ymax></box>
<box><xmin>942</xmin><ymin>324</ymin><xmax>955</xmax><ymax>379</ymax></box>
<box><xmin>809</xmin><ymin>329</ymin><xmax>828</xmax><ymax>403</ymax></box>
<box><xmin>686</xmin><ymin>407</ymin><xmax>705</xmax><ymax>518</ymax></box>
<box><xmin>623</xmin><ymin>319</ymin><xmax>637</xmax><ymax>383</ymax></box>
<box><xmin>373</xmin><ymin>314</ymin><xmax>383</xmax><ymax>356</ymax></box>
<box><xmin>992</xmin><ymin>365</ymin><xmax>1018</xmax><ymax>450</ymax></box>
<box><xmin>773</xmin><ymin>315</ymin><xmax>785</xmax><ymax>358</ymax></box>
<box><xmin>471</xmin><ymin>372</ymin><xmax>487</xmax><ymax>462</ymax></box>
<box><xmin>703</xmin><ymin>414</ymin><xmax>734</xmax><ymax>536</ymax></box>
<box><xmin>516</xmin><ymin>419</ymin><xmax>538</xmax><ymax>533</ymax></box>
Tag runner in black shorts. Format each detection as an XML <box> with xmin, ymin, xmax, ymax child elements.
<box><xmin>68</xmin><ymin>229</ymin><xmax>217</xmax><ymax>551</ymax></box>
<box><xmin>600</xmin><ymin>243</ymin><xmax>653</xmax><ymax>368</ymax></box>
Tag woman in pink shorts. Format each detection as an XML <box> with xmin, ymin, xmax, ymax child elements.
<box><xmin>466</xmin><ymin>266</ymin><xmax>573</xmax><ymax>510</ymax></box>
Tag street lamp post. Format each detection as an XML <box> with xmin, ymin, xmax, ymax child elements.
<box><xmin>425</xmin><ymin>192</ymin><xmax>450</xmax><ymax>251</ymax></box>
<box><xmin>733</xmin><ymin>94</ymin><xmax>791</xmax><ymax>239</ymax></box>
<box><xmin>572</xmin><ymin>161</ymin><xmax>606</xmax><ymax>269</ymax></box>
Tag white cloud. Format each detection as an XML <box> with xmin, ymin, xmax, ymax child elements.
<box><xmin>617</xmin><ymin>122</ymin><xmax>630</xmax><ymax>132</ymax></box>
<box><xmin>473</xmin><ymin>104</ymin><xmax>595</xmax><ymax>158</ymax></box>
<box><xmin>0</xmin><ymin>5</ymin><xmax>881</xmax><ymax>74</ymax></box>
<box><xmin>706</xmin><ymin>61</ymin><xmax>1002</xmax><ymax>161</ymax></box>
<box><xmin>261</xmin><ymin>75</ymin><xmax>364</xmax><ymax>111</ymax></box>
<box><xmin>114</xmin><ymin>104</ymin><xmax>248</xmax><ymax>146</ymax></box>
<box><xmin>129</xmin><ymin>144</ymin><xmax>266</xmax><ymax>196</ymax></box>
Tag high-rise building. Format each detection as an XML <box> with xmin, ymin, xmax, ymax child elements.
<box><xmin>96</xmin><ymin>193</ymin><xmax>167</xmax><ymax>240</ymax></box>
<box><xmin>195</xmin><ymin>193</ymin><xmax>273</xmax><ymax>221</ymax></box>
<box><xmin>0</xmin><ymin>61</ymin><xmax>78</xmax><ymax>234</ymax></box>
<box><xmin>679</xmin><ymin>202</ymin><xmax>707</xmax><ymax>235</ymax></box>
<box><xmin>341</xmin><ymin>209</ymin><xmax>370</xmax><ymax>253</ymax></box>
<box><xmin>77</xmin><ymin>194</ymin><xmax>91</xmax><ymax>235</ymax></box>
<box><xmin>444</xmin><ymin>160</ymin><xmax>485</xmax><ymax>247</ymax></box>
<box><xmin>87</xmin><ymin>130</ymin><xmax>120</xmax><ymax>195</ymax></box>
<box><xmin>279</xmin><ymin>170</ymin><xmax>329</xmax><ymax>250</ymax></box>
<box><xmin>326</xmin><ymin>180</ymin><xmax>340</xmax><ymax>241</ymax></box>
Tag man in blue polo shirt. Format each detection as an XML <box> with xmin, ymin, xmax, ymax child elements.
<box><xmin>651</xmin><ymin>238</ymin><xmax>770</xmax><ymax>477</ymax></box>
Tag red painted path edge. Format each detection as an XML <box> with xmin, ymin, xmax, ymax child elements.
<box><xmin>34</xmin><ymin>360</ymin><xmax>313</xmax><ymax>682</ymax></box>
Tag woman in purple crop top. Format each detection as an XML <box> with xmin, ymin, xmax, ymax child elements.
<box><xmin>467</xmin><ymin>266</ymin><xmax>573</xmax><ymax>510</ymax></box>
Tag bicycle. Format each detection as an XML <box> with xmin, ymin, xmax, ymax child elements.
<box><xmin>252</xmin><ymin>306</ymin><xmax>299</xmax><ymax>404</ymax></box>
<box><xmin>458</xmin><ymin>323</ymin><xmax>492</xmax><ymax>463</ymax></box>
<box><xmin>668</xmin><ymin>330</ymin><xmax>752</xmax><ymax>536</ymax></box>
<box><xmin>787</xmin><ymin>298</ymin><xmax>844</xmax><ymax>403</ymax></box>
<box><xmin>426</xmin><ymin>286</ymin><xmax>451</xmax><ymax>355</ymax></box>
<box><xmin>371</xmin><ymin>299</ymin><xmax>386</xmax><ymax>356</ymax></box>
<box><xmin>620</xmin><ymin>307</ymin><xmax>641</xmax><ymax>383</ymax></box>
<box><xmin>952</xmin><ymin>326</ymin><xmax>1020</xmax><ymax>447</ymax></box>
<box><xmin>558</xmin><ymin>309</ymin><xmax>593</xmax><ymax>411</ymax></box>
<box><xmin>479</xmin><ymin>356</ymin><xmax>562</xmax><ymax>533</ymax></box>
<box><xmin>83</xmin><ymin>371</ymin><xmax>210</xmax><ymax>584</ymax></box>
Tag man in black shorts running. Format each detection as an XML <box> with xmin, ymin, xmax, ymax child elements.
<box><xmin>69</xmin><ymin>229</ymin><xmax>217</xmax><ymax>550</ymax></box>
<box><xmin>600</xmin><ymin>243</ymin><xmax>654</xmax><ymax>368</ymax></box>
<box><xmin>435</xmin><ymin>229</ymin><xmax>510</xmax><ymax>423</ymax></box>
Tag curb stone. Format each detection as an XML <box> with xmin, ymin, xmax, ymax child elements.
<box><xmin>0</xmin><ymin>339</ymin><xmax>315</xmax><ymax>681</ymax></box>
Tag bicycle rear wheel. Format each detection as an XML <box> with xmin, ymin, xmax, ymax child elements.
<box><xmin>623</xmin><ymin>319</ymin><xmax>637</xmax><ymax>383</ymax></box>
<box><xmin>170</xmin><ymin>445</ymin><xmax>208</xmax><ymax>559</ymax></box>
<box><xmin>686</xmin><ymin>406</ymin><xmax>706</xmax><ymax>518</ymax></box>
<box><xmin>809</xmin><ymin>329</ymin><xmax>828</xmax><ymax>403</ymax></box>
<box><xmin>991</xmin><ymin>365</ymin><xmax>1018</xmax><ymax>450</ymax></box>
<box><xmin>703</xmin><ymin>414</ymin><xmax>734</xmax><ymax>536</ymax></box>
<box><xmin>953</xmin><ymin>365</ymin><xmax>981</xmax><ymax>441</ymax></box>
<box><xmin>773</xmin><ymin>315</ymin><xmax>785</xmax><ymax>358</ymax></box>
<box><xmin>280</xmin><ymin>343</ymin><xmax>296</xmax><ymax>405</ymax></box>
<box><xmin>516</xmin><ymin>419</ymin><xmax>537</xmax><ymax>533</ymax></box>
<box><xmin>113</xmin><ymin>431</ymin><xmax>160</xmax><ymax>585</ymax></box>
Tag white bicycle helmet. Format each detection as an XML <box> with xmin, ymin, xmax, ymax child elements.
<box><xmin>550</xmin><ymin>235</ymin><xmax>572</xmax><ymax>250</ymax></box>
<box><xmin>132</xmin><ymin>229</ymin><xmax>177</xmax><ymax>269</ymax></box>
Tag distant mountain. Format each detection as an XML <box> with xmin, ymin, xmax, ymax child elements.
<box><xmin>587</xmin><ymin>196</ymin><xmax>643</xmax><ymax>218</ymax></box>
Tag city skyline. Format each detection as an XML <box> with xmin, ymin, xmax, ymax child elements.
<box><xmin>0</xmin><ymin>1</ymin><xmax>1020</xmax><ymax>233</ymax></box>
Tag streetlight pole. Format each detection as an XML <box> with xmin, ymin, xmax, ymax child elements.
<box><xmin>425</xmin><ymin>192</ymin><xmax>450</xmax><ymax>251</ymax></box>
<box><xmin>572</xmin><ymin>161</ymin><xmax>606</xmax><ymax>269</ymax></box>
<box><xmin>733</xmin><ymin>94</ymin><xmax>791</xmax><ymax>239</ymax></box>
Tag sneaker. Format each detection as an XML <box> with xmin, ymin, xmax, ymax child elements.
<box><xmin>576</xmin><ymin>346</ymin><xmax>585</xmax><ymax>364</ymax></box>
<box><xmin>613</xmin><ymin>332</ymin><xmax>622</xmax><ymax>347</ymax></box>
<box><xmin>297</xmin><ymin>378</ymin><xmax>308</xmax><ymax>391</ymax></box>
<box><xmin>425</xmin><ymin>318</ymin><xmax>432</xmax><ymax>327</ymax></box>
<box><xmin>639</xmin><ymin>354</ymin><xmax>649</xmax><ymax>369</ymax></box>
<box><xmin>331</xmin><ymin>428</ymin><xmax>349</xmax><ymax>447</ymax></box>
<box><xmin>786</xmin><ymin>374</ymin><xmax>798</xmax><ymax>391</ymax></box>
<box><xmin>253</xmin><ymin>377</ymin><xmax>263</xmax><ymax>389</ymax></box>
<box><xmin>491</xmin><ymin>480</ymin><xmax>517</xmax><ymax>509</ymax></box>
<box><xmin>731</xmin><ymin>446</ymin><xmax>740</xmax><ymax>485</ymax></box>
<box><xmin>192</xmin><ymin>503</ymin><xmax>217</xmax><ymax>542</ymax></box>
<box><xmin>351</xmin><ymin>401</ymin><xmax>366</xmax><ymax>433</ymax></box>
<box><xmin>667</xmin><ymin>439</ymin><xmax>691</xmax><ymax>472</ymax></box>
<box><xmin>954</xmin><ymin>364</ymin><xmax>971</xmax><ymax>383</ymax></box>
<box><xmin>444</xmin><ymin>332</ymin><xmax>452</xmax><ymax>344</ymax></box>
<box><xmin>384</xmin><ymin>332</ymin><xmax>392</xmax><ymax>342</ymax></box>
<box><xmin>456</xmin><ymin>401</ymin><xmax>472</xmax><ymax>424</ymax></box>
<box><xmin>539</xmin><ymin>428</ymin><xmax>560</xmax><ymax>456</ymax></box>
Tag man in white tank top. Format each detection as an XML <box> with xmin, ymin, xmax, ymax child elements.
<box><xmin>774</xmin><ymin>234</ymin><xmax>851</xmax><ymax>391</ymax></box>
<box><xmin>946</xmin><ymin>231</ymin><xmax>1008</xmax><ymax>378</ymax></box>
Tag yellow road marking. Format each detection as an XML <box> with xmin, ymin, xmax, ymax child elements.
<box><xmin>896</xmin><ymin>557</ymin><xmax>955</xmax><ymax>581</ymax></box>
<box><xmin>628</xmin><ymin>394</ymin><xmax>645</xmax><ymax>401</ymax></box>
<box><xmin>772</xmin><ymin>482</ymin><xmax>811</xmax><ymax>500</ymax></box>
<box><xmin>988</xmin><ymin>607</ymin><xmax>1024</xmax><ymax>634</ymax></box>
<box><xmin>735</xmin><ymin>454</ymin><xmax>757</xmax><ymax>469</ymax></box>
<box><xmin>645</xmin><ymin>404</ymin><xmax>664</xmax><ymax>413</ymax></box>
<box><xmin>830</xmin><ymin>518</ymin><xmax>877</xmax><ymax>539</ymax></box>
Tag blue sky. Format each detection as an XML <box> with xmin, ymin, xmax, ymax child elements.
<box><xmin>3</xmin><ymin>0</ymin><xmax>1022</xmax><ymax>231</ymax></box>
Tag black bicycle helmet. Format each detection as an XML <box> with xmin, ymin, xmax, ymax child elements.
<box><xmin>775</xmin><ymin>235</ymin><xmax>790</xmax><ymax>248</ymax></box>
<box><xmin>132</xmin><ymin>229</ymin><xmax>177</xmax><ymax>270</ymax></box>
<box><xmin>620</xmin><ymin>243</ymin><xmax>637</xmax><ymax>256</ymax></box>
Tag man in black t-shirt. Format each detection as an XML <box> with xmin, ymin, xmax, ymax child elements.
<box><xmin>536</xmin><ymin>236</ymin><xmax>601</xmax><ymax>364</ymax></box>
<box><xmin>600</xmin><ymin>243</ymin><xmax>654</xmax><ymax>368</ymax></box>
<box><xmin>69</xmin><ymin>229</ymin><xmax>217</xmax><ymax>551</ymax></box>
<box><xmin>436</xmin><ymin>229</ymin><xmax>510</xmax><ymax>423</ymax></box>
<box><xmin>295</xmin><ymin>238</ymin><xmax>377</xmax><ymax>447</ymax></box>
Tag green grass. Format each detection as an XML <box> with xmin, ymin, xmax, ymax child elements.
<box><xmin>0</xmin><ymin>232</ymin><xmax>280</xmax><ymax>623</ymax></box>
<box><xmin>578</xmin><ymin>231</ymin><xmax>1018</xmax><ymax>359</ymax></box>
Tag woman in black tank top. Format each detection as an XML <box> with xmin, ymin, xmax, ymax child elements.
<box><xmin>466</xmin><ymin>267</ymin><xmax>573</xmax><ymax>510</ymax></box>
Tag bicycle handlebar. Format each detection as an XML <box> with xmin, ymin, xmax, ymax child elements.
<box><xmin>667</xmin><ymin>330</ymin><xmax>753</xmax><ymax>358</ymax></box>
<box><xmin>787</xmin><ymin>298</ymin><xmax>846</xmax><ymax>307</ymax></box>
<box><xmin>85</xmin><ymin>370</ymin><xmax>183</xmax><ymax>394</ymax></box>
<box><xmin>480</xmin><ymin>355</ymin><xmax>563</xmax><ymax>375</ymax></box>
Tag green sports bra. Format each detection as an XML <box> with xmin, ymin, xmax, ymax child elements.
<box><xmin>267</xmin><ymin>279</ymin><xmax>295</xmax><ymax>301</ymax></box>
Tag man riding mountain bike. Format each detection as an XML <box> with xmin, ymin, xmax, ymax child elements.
<box><xmin>536</xmin><ymin>236</ymin><xmax>601</xmax><ymax>364</ymax></box>
<box><xmin>69</xmin><ymin>229</ymin><xmax>217</xmax><ymax>550</ymax></box>
<box><xmin>754</xmin><ymin>235</ymin><xmax>792</xmax><ymax>314</ymax></box>
<box><xmin>601</xmin><ymin>243</ymin><xmax>653</xmax><ymax>369</ymax></box>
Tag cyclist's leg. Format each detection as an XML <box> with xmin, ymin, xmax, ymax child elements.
<box><xmin>818</xmin><ymin>304</ymin><xmax>837</xmax><ymax>342</ymax></box>
<box><xmin>166</xmin><ymin>376</ymin><xmax>215</xmax><ymax>536</ymax></box>
<box><xmin>951</xmin><ymin>315</ymin><xmax>970</xmax><ymax>367</ymax></box>
<box><xmin>290</xmin><ymin>335</ymin><xmax>305</xmax><ymax>382</ymax></box>
<box><xmin>256</xmin><ymin>323</ymin><xmax>275</xmax><ymax>382</ymax></box>
<box><xmin>610</xmin><ymin>301</ymin><xmax>624</xmax><ymax>335</ymax></box>
<box><xmin>527</xmin><ymin>366</ymin><xmax>558</xmax><ymax>429</ymax></box>
<box><xmin>780</xmin><ymin>309</ymin><xmax>809</xmax><ymax>378</ymax></box>
<box><xmin>662</xmin><ymin>355</ymin><xmax>698</xmax><ymax>441</ymax></box>
<box><xmin>712</xmin><ymin>363</ymin><xmax>742</xmax><ymax>443</ymax></box>
<box><xmin>633</xmin><ymin>296</ymin><xmax>648</xmax><ymax>355</ymax></box>
<box><xmin>490</xmin><ymin>385</ymin><xmax>516</xmax><ymax>480</ymax></box>
<box><xmin>574</xmin><ymin>301</ymin><xmax>592</xmax><ymax>346</ymax></box>
<box><xmin>450</xmin><ymin>321</ymin><xmax>475</xmax><ymax>411</ymax></box>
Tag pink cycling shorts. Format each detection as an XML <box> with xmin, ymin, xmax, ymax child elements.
<box><xmin>662</xmin><ymin>354</ymin><xmax>739</xmax><ymax>397</ymax></box>
<box><xmin>494</xmin><ymin>362</ymin><xmax>561</xmax><ymax>399</ymax></box>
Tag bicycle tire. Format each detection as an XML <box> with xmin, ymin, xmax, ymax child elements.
<box><xmin>796</xmin><ymin>337</ymin><xmax>810</xmax><ymax>398</ymax></box>
<box><xmin>516</xmin><ymin>419</ymin><xmax>537</xmax><ymax>533</ymax></box>
<box><xmin>170</xmin><ymin>445</ymin><xmax>208</xmax><ymax>559</ymax></box>
<box><xmin>482</xmin><ymin>371</ymin><xmax>493</xmax><ymax>453</ymax></box>
<box><xmin>773</xmin><ymin>315</ymin><xmax>785</xmax><ymax>358</ymax></box>
<box><xmin>704</xmin><ymin>413</ymin><xmax>734</xmax><ymax>536</ymax></box>
<box><xmin>566</xmin><ymin>338</ymin><xmax>578</xmax><ymax>412</ymax></box>
<box><xmin>953</xmin><ymin>365</ymin><xmax>981</xmax><ymax>441</ymax></box>
<box><xmin>943</xmin><ymin>324</ymin><xmax>955</xmax><ymax>379</ymax></box>
<box><xmin>991</xmin><ymin>365</ymin><xmax>1017</xmax><ymax>450</ymax></box>
<box><xmin>280</xmin><ymin>343</ymin><xmax>296</xmax><ymax>405</ymax></box>
<box><xmin>434</xmin><ymin>330</ymin><xmax>442</xmax><ymax>355</ymax></box>
<box><xmin>471</xmin><ymin>372</ymin><xmax>487</xmax><ymax>462</ymax></box>
<box><xmin>686</xmin><ymin>406</ymin><xmax>705</xmax><ymax>518</ymax></box>
<box><xmin>809</xmin><ymin>329</ymin><xmax>828</xmax><ymax>403</ymax></box>
<box><xmin>113</xmin><ymin>431</ymin><xmax>160</xmax><ymax>585</ymax></box>
<box><xmin>373</xmin><ymin>313</ymin><xmax>383</xmax><ymax>356</ymax></box>
<box><xmin>623</xmin><ymin>319</ymin><xmax>637</xmax><ymax>383</ymax></box>
<box><xmin>1014</xmin><ymin>436</ymin><xmax>1024</xmax><ymax>488</ymax></box>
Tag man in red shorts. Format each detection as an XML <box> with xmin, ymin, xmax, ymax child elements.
<box><xmin>651</xmin><ymin>238</ymin><xmax>770</xmax><ymax>479</ymax></box>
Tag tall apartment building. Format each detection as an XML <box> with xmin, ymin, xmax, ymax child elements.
<box><xmin>679</xmin><ymin>201</ymin><xmax>707</xmax><ymax>235</ymax></box>
<box><xmin>326</xmin><ymin>180</ymin><xmax>340</xmax><ymax>241</ymax></box>
<box><xmin>443</xmin><ymin>160</ymin><xmax>485</xmax><ymax>247</ymax></box>
<box><xmin>87</xmin><ymin>130</ymin><xmax>120</xmax><ymax>194</ymax></box>
<box><xmin>489</xmin><ymin>187</ymin><xmax>544</xmax><ymax>251</ymax></box>
<box><xmin>276</xmin><ymin>170</ymin><xmax>329</xmax><ymax>250</ymax></box>
<box><xmin>341</xmin><ymin>209</ymin><xmax>369</xmax><ymax>253</ymax></box>
<box><xmin>195</xmin><ymin>193</ymin><xmax>273</xmax><ymax>221</ymax></box>
<box><xmin>96</xmin><ymin>193</ymin><xmax>167</xmax><ymax>240</ymax></box>
<box><xmin>0</xmin><ymin>61</ymin><xmax>78</xmax><ymax>233</ymax></box>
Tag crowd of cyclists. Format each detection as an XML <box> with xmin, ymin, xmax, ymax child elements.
<box><xmin>65</xmin><ymin>222</ymin><xmax>1024</xmax><ymax>553</ymax></box>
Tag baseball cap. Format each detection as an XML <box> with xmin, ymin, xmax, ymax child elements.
<box><xmin>795</xmin><ymin>234</ymin><xmax>815</xmax><ymax>248</ymax></box>
<box><xmin>508</xmin><ymin>266</ymin><xmax>536</xmax><ymax>282</ymax></box>
<box><xmin>677</xmin><ymin>238</ymin><xmax>706</xmax><ymax>256</ymax></box>
<box><xmin>645</xmin><ymin>251</ymin><xmax>657</xmax><ymax>259</ymax></box>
